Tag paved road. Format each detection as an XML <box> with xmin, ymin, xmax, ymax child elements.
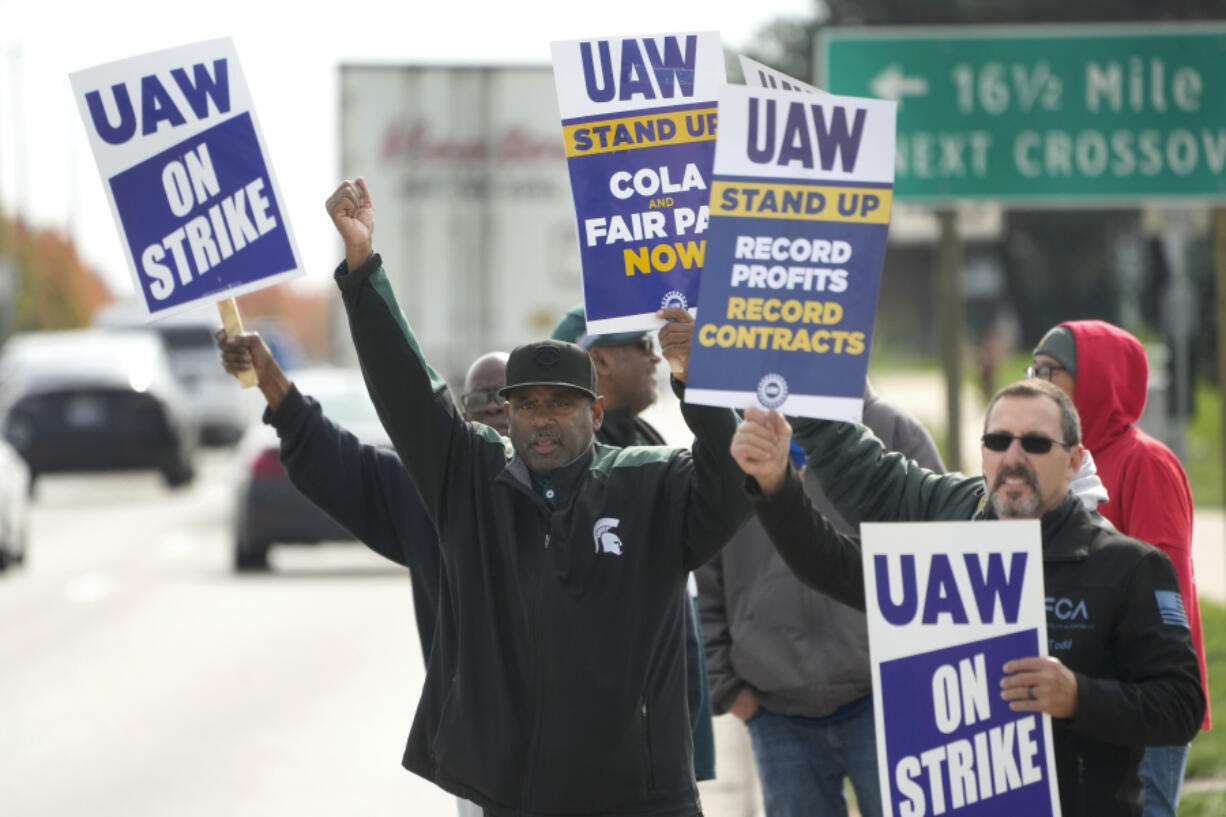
<box><xmin>0</xmin><ymin>452</ymin><xmax>455</xmax><ymax>816</ymax></box>
<box><xmin>0</xmin><ymin>449</ymin><xmax>761</xmax><ymax>817</ymax></box>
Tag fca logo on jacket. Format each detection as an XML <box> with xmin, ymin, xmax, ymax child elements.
<box><xmin>1046</xmin><ymin>596</ymin><xmax>1089</xmax><ymax>621</ymax></box>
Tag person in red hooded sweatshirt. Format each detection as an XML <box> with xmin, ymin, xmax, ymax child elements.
<box><xmin>1030</xmin><ymin>320</ymin><xmax>1209</xmax><ymax>817</ymax></box>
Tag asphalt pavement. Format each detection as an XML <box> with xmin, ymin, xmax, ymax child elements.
<box><xmin>0</xmin><ymin>453</ymin><xmax>455</xmax><ymax>817</ymax></box>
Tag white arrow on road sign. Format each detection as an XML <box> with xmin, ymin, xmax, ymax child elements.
<box><xmin>870</xmin><ymin>64</ymin><xmax>929</xmax><ymax>103</ymax></box>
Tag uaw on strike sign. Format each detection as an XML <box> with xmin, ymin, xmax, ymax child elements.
<box><xmin>863</xmin><ymin>521</ymin><xmax>1060</xmax><ymax>817</ymax></box>
<box><xmin>552</xmin><ymin>32</ymin><xmax>724</xmax><ymax>334</ymax></box>
<box><xmin>684</xmin><ymin>81</ymin><xmax>895</xmax><ymax>421</ymax></box>
<box><xmin>70</xmin><ymin>38</ymin><xmax>301</xmax><ymax>319</ymax></box>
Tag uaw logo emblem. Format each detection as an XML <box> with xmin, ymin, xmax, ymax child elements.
<box><xmin>757</xmin><ymin>373</ymin><xmax>789</xmax><ymax>409</ymax></box>
<box><xmin>593</xmin><ymin>517</ymin><xmax>623</xmax><ymax>555</ymax></box>
<box><xmin>660</xmin><ymin>290</ymin><xmax>688</xmax><ymax>310</ymax></box>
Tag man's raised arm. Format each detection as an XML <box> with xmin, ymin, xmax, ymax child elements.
<box><xmin>789</xmin><ymin>415</ymin><xmax>984</xmax><ymax>527</ymax></box>
<box><xmin>216</xmin><ymin>329</ymin><xmax>433</xmax><ymax>571</ymax></box>
<box><xmin>658</xmin><ymin>308</ymin><xmax>750</xmax><ymax>570</ymax></box>
<box><xmin>732</xmin><ymin>407</ymin><xmax>867</xmax><ymax>610</ymax></box>
<box><xmin>326</xmin><ymin>178</ymin><xmax>477</xmax><ymax>525</ymax></box>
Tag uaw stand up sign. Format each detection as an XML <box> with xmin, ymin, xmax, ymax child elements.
<box><xmin>863</xmin><ymin>521</ymin><xmax>1061</xmax><ymax>817</ymax></box>
<box><xmin>684</xmin><ymin>81</ymin><xmax>895</xmax><ymax>421</ymax></box>
<box><xmin>551</xmin><ymin>32</ymin><xmax>725</xmax><ymax>334</ymax></box>
<box><xmin>71</xmin><ymin>38</ymin><xmax>301</xmax><ymax>386</ymax></box>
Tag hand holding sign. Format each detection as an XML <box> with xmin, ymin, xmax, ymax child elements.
<box><xmin>657</xmin><ymin>306</ymin><xmax>694</xmax><ymax>381</ymax></box>
<box><xmin>1001</xmin><ymin>656</ymin><xmax>1079</xmax><ymax>718</ymax></box>
<box><xmin>216</xmin><ymin>328</ymin><xmax>291</xmax><ymax>411</ymax></box>
<box><xmin>730</xmin><ymin>406</ymin><xmax>791</xmax><ymax>494</ymax></box>
<box><xmin>326</xmin><ymin>177</ymin><xmax>375</xmax><ymax>271</ymax></box>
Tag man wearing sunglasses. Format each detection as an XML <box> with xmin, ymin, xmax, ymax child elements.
<box><xmin>1031</xmin><ymin>320</ymin><xmax>1207</xmax><ymax>817</ymax></box>
<box><xmin>731</xmin><ymin>378</ymin><xmax>1203</xmax><ymax>817</ymax></box>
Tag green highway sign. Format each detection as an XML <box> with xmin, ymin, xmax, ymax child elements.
<box><xmin>818</xmin><ymin>24</ymin><xmax>1226</xmax><ymax>204</ymax></box>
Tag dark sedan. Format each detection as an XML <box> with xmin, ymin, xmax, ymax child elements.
<box><xmin>0</xmin><ymin>329</ymin><xmax>198</xmax><ymax>491</ymax></box>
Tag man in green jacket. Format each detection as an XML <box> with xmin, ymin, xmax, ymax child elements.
<box><xmin>325</xmin><ymin>177</ymin><xmax>749</xmax><ymax>817</ymax></box>
<box><xmin>552</xmin><ymin>304</ymin><xmax>716</xmax><ymax>782</ymax></box>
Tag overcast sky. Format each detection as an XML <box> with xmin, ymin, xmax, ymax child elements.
<box><xmin>0</xmin><ymin>0</ymin><xmax>816</xmax><ymax>297</ymax></box>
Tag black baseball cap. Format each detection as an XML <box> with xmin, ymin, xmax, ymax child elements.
<box><xmin>498</xmin><ymin>340</ymin><xmax>598</xmax><ymax>399</ymax></box>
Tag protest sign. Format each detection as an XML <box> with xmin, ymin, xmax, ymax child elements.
<box><xmin>684</xmin><ymin>82</ymin><xmax>896</xmax><ymax>420</ymax></box>
<box><xmin>739</xmin><ymin>55</ymin><xmax>826</xmax><ymax>95</ymax></box>
<box><xmin>862</xmin><ymin>521</ymin><xmax>1061</xmax><ymax>817</ymax></box>
<box><xmin>551</xmin><ymin>32</ymin><xmax>724</xmax><ymax>333</ymax></box>
<box><xmin>70</xmin><ymin>38</ymin><xmax>301</xmax><ymax>322</ymax></box>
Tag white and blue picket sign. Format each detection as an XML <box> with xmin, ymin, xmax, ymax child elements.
<box><xmin>71</xmin><ymin>37</ymin><xmax>301</xmax><ymax>320</ymax></box>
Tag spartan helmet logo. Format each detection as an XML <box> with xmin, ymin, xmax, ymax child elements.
<box><xmin>593</xmin><ymin>517</ymin><xmax>623</xmax><ymax>555</ymax></box>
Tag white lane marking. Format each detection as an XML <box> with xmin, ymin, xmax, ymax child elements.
<box><xmin>159</xmin><ymin>531</ymin><xmax>197</xmax><ymax>560</ymax></box>
<box><xmin>65</xmin><ymin>572</ymin><xmax>115</xmax><ymax>604</ymax></box>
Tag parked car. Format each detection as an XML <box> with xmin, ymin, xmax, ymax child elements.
<box><xmin>0</xmin><ymin>329</ymin><xmax>199</xmax><ymax>491</ymax></box>
<box><xmin>0</xmin><ymin>438</ymin><xmax>30</xmax><ymax>571</ymax></box>
<box><xmin>231</xmin><ymin>367</ymin><xmax>391</xmax><ymax>571</ymax></box>
<box><xmin>93</xmin><ymin>301</ymin><xmax>247</xmax><ymax>445</ymax></box>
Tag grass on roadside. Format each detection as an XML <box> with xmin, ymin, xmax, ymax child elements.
<box><xmin>1186</xmin><ymin>382</ymin><xmax>1224</xmax><ymax>509</ymax></box>
<box><xmin>1170</xmin><ymin>599</ymin><xmax>1224</xmax><ymax>816</ymax></box>
<box><xmin>1179</xmin><ymin>790</ymin><xmax>1226</xmax><ymax>817</ymax></box>
<box><xmin>1185</xmin><ymin>598</ymin><xmax>1226</xmax><ymax>780</ymax></box>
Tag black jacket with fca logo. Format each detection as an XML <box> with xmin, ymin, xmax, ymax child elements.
<box><xmin>335</xmin><ymin>255</ymin><xmax>749</xmax><ymax>817</ymax></box>
<box><xmin>752</xmin><ymin>418</ymin><xmax>1205</xmax><ymax>817</ymax></box>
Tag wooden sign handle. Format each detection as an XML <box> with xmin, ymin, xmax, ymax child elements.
<box><xmin>217</xmin><ymin>298</ymin><xmax>258</xmax><ymax>389</ymax></box>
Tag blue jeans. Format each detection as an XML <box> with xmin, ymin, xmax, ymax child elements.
<box><xmin>1139</xmin><ymin>744</ymin><xmax>1189</xmax><ymax>817</ymax></box>
<box><xmin>746</xmin><ymin>702</ymin><xmax>883</xmax><ymax>817</ymax></box>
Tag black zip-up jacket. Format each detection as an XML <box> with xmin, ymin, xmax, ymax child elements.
<box><xmin>335</xmin><ymin>255</ymin><xmax>749</xmax><ymax>816</ymax></box>
<box><xmin>597</xmin><ymin>409</ymin><xmax>715</xmax><ymax>782</ymax></box>
<box><xmin>752</xmin><ymin>419</ymin><xmax>1204</xmax><ymax>817</ymax></box>
<box><xmin>264</xmin><ymin>385</ymin><xmax>441</xmax><ymax>659</ymax></box>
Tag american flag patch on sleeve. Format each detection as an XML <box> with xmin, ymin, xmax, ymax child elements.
<box><xmin>1155</xmin><ymin>591</ymin><xmax>1190</xmax><ymax>629</ymax></box>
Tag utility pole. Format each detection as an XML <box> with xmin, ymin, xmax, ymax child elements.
<box><xmin>937</xmin><ymin>209</ymin><xmax>964</xmax><ymax>470</ymax></box>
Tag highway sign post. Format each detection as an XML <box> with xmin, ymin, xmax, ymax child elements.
<box><xmin>819</xmin><ymin>23</ymin><xmax>1226</xmax><ymax>205</ymax></box>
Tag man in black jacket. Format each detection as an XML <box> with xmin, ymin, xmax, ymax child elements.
<box><xmin>551</xmin><ymin>304</ymin><xmax>716</xmax><ymax>782</ymax></box>
<box><xmin>326</xmin><ymin>177</ymin><xmax>749</xmax><ymax>817</ymax></box>
<box><xmin>216</xmin><ymin>332</ymin><xmax>505</xmax><ymax>662</ymax></box>
<box><xmin>218</xmin><ymin>333</ymin><xmax>508</xmax><ymax>817</ymax></box>
<box><xmin>729</xmin><ymin>379</ymin><xmax>1204</xmax><ymax>817</ymax></box>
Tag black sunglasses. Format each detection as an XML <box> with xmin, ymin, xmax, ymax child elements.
<box><xmin>460</xmin><ymin>388</ymin><xmax>505</xmax><ymax>413</ymax></box>
<box><xmin>981</xmin><ymin>432</ymin><xmax>1073</xmax><ymax>455</ymax></box>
